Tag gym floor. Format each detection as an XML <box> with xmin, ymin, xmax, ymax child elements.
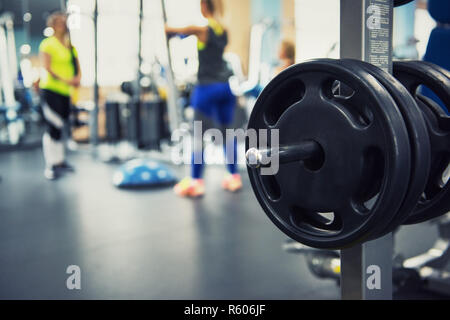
<box><xmin>0</xmin><ymin>148</ymin><xmax>441</xmax><ymax>299</ymax></box>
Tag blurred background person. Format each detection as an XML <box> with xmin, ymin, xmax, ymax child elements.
<box><xmin>274</xmin><ymin>39</ymin><xmax>296</xmax><ymax>75</ymax></box>
<box><xmin>39</xmin><ymin>12</ymin><xmax>81</xmax><ymax>180</ymax></box>
<box><xmin>166</xmin><ymin>0</ymin><xmax>241</xmax><ymax>198</ymax></box>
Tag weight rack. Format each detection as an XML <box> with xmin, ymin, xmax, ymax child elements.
<box><xmin>340</xmin><ymin>0</ymin><xmax>394</xmax><ymax>300</ymax></box>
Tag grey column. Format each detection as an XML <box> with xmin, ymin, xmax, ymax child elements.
<box><xmin>340</xmin><ymin>0</ymin><xmax>394</xmax><ymax>300</ymax></box>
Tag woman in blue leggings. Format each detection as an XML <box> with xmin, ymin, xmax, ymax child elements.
<box><xmin>166</xmin><ymin>0</ymin><xmax>241</xmax><ymax>197</ymax></box>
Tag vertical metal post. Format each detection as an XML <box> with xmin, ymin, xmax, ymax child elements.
<box><xmin>340</xmin><ymin>0</ymin><xmax>394</xmax><ymax>300</ymax></box>
<box><xmin>4</xmin><ymin>15</ymin><xmax>18</xmax><ymax>83</ymax></box>
<box><xmin>0</xmin><ymin>23</ymin><xmax>15</xmax><ymax>107</ymax></box>
<box><xmin>135</xmin><ymin>0</ymin><xmax>144</xmax><ymax>148</ymax></box>
<box><xmin>138</xmin><ymin>0</ymin><xmax>144</xmax><ymax>84</ymax></box>
<box><xmin>21</xmin><ymin>0</ymin><xmax>31</xmax><ymax>46</ymax></box>
<box><xmin>90</xmin><ymin>0</ymin><xmax>99</xmax><ymax>147</ymax></box>
<box><xmin>0</xmin><ymin>59</ymin><xmax>3</xmax><ymax>106</ymax></box>
<box><xmin>160</xmin><ymin>0</ymin><xmax>180</xmax><ymax>133</ymax></box>
<box><xmin>0</xmin><ymin>79</ymin><xmax>3</xmax><ymax>106</ymax></box>
<box><xmin>0</xmin><ymin>23</ymin><xmax>5</xmax><ymax>107</ymax></box>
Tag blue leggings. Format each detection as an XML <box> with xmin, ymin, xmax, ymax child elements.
<box><xmin>190</xmin><ymin>82</ymin><xmax>237</xmax><ymax>179</ymax></box>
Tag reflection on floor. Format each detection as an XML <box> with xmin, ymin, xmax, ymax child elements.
<box><xmin>0</xmin><ymin>148</ymin><xmax>439</xmax><ymax>299</ymax></box>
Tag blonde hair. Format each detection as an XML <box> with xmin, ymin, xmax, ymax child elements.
<box><xmin>46</xmin><ymin>11</ymin><xmax>67</xmax><ymax>28</ymax></box>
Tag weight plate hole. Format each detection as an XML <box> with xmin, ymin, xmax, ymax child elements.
<box><xmin>350</xmin><ymin>194</ymin><xmax>379</xmax><ymax>215</ymax></box>
<box><xmin>363</xmin><ymin>194</ymin><xmax>379</xmax><ymax>211</ymax></box>
<box><xmin>422</xmin><ymin>153</ymin><xmax>450</xmax><ymax>202</ymax></box>
<box><xmin>317</xmin><ymin>212</ymin><xmax>336</xmax><ymax>225</ymax></box>
<box><xmin>353</xmin><ymin>106</ymin><xmax>374</xmax><ymax>127</ymax></box>
<box><xmin>417</xmin><ymin>85</ymin><xmax>448</xmax><ymax>114</ymax></box>
<box><xmin>324</xmin><ymin>80</ymin><xmax>374</xmax><ymax>128</ymax></box>
<box><xmin>322</xmin><ymin>79</ymin><xmax>355</xmax><ymax>100</ymax></box>
<box><xmin>263</xmin><ymin>78</ymin><xmax>305</xmax><ymax>127</ymax></box>
<box><xmin>330</xmin><ymin>80</ymin><xmax>355</xmax><ymax>99</ymax></box>
<box><xmin>261</xmin><ymin>174</ymin><xmax>281</xmax><ymax>202</ymax></box>
<box><xmin>290</xmin><ymin>206</ymin><xmax>343</xmax><ymax>234</ymax></box>
<box><xmin>440</xmin><ymin>162</ymin><xmax>450</xmax><ymax>188</ymax></box>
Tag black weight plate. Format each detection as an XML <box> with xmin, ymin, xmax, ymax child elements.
<box><xmin>394</xmin><ymin>61</ymin><xmax>450</xmax><ymax>224</ymax></box>
<box><xmin>418</xmin><ymin>91</ymin><xmax>448</xmax><ymax>120</ymax></box>
<box><xmin>416</xmin><ymin>93</ymin><xmax>450</xmax><ymax>215</ymax></box>
<box><xmin>420</xmin><ymin>61</ymin><xmax>450</xmax><ymax>80</ymax></box>
<box><xmin>418</xmin><ymin>93</ymin><xmax>450</xmax><ymax>129</ymax></box>
<box><xmin>339</xmin><ymin>59</ymin><xmax>430</xmax><ymax>236</ymax></box>
<box><xmin>394</xmin><ymin>0</ymin><xmax>414</xmax><ymax>7</ymax></box>
<box><xmin>416</xmin><ymin>61</ymin><xmax>450</xmax><ymax>115</ymax></box>
<box><xmin>246</xmin><ymin>59</ymin><xmax>411</xmax><ymax>249</ymax></box>
<box><xmin>414</xmin><ymin>94</ymin><xmax>450</xmax><ymax>222</ymax></box>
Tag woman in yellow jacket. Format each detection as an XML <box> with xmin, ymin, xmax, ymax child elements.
<box><xmin>39</xmin><ymin>12</ymin><xmax>81</xmax><ymax>180</ymax></box>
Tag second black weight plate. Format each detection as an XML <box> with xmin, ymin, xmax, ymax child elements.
<box><xmin>339</xmin><ymin>59</ymin><xmax>431</xmax><ymax>237</ymax></box>
<box><xmin>394</xmin><ymin>61</ymin><xmax>450</xmax><ymax>224</ymax></box>
<box><xmin>420</xmin><ymin>61</ymin><xmax>450</xmax><ymax>80</ymax></box>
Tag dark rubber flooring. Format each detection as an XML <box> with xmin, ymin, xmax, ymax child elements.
<box><xmin>0</xmin><ymin>148</ymin><xmax>441</xmax><ymax>299</ymax></box>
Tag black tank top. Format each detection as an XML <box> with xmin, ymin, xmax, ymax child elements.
<box><xmin>197</xmin><ymin>20</ymin><xmax>232</xmax><ymax>85</ymax></box>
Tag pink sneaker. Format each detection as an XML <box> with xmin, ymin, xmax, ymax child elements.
<box><xmin>174</xmin><ymin>177</ymin><xmax>205</xmax><ymax>198</ymax></box>
<box><xmin>222</xmin><ymin>174</ymin><xmax>242</xmax><ymax>192</ymax></box>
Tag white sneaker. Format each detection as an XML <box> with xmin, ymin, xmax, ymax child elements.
<box><xmin>44</xmin><ymin>167</ymin><xmax>56</xmax><ymax>180</ymax></box>
<box><xmin>67</xmin><ymin>139</ymin><xmax>78</xmax><ymax>151</ymax></box>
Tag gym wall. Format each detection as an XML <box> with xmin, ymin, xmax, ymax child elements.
<box><xmin>223</xmin><ymin>0</ymin><xmax>251</xmax><ymax>75</ymax></box>
<box><xmin>295</xmin><ymin>0</ymin><xmax>340</xmax><ymax>62</ymax></box>
<box><xmin>224</xmin><ymin>0</ymin><xmax>295</xmax><ymax>75</ymax></box>
<box><xmin>282</xmin><ymin>0</ymin><xmax>296</xmax><ymax>44</ymax></box>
